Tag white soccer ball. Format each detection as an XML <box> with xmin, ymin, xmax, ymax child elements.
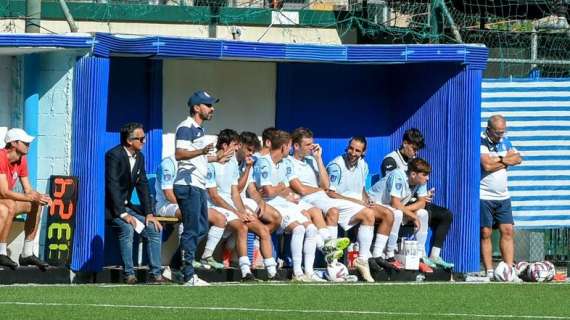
<box><xmin>494</xmin><ymin>261</ymin><xmax>515</xmax><ymax>282</ymax></box>
<box><xmin>541</xmin><ymin>261</ymin><xmax>556</xmax><ymax>281</ymax></box>
<box><xmin>514</xmin><ymin>261</ymin><xmax>529</xmax><ymax>277</ymax></box>
<box><xmin>527</xmin><ymin>262</ymin><xmax>549</xmax><ymax>282</ymax></box>
<box><xmin>326</xmin><ymin>261</ymin><xmax>350</xmax><ymax>282</ymax></box>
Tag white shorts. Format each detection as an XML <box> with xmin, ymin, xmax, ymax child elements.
<box><xmin>241</xmin><ymin>197</ymin><xmax>259</xmax><ymax>213</ymax></box>
<box><xmin>267</xmin><ymin>196</ymin><xmax>309</xmax><ymax>230</ymax></box>
<box><xmin>209</xmin><ymin>206</ymin><xmax>239</xmax><ymax>224</ymax></box>
<box><xmin>303</xmin><ymin>190</ymin><xmax>365</xmax><ymax>230</ymax></box>
<box><xmin>156</xmin><ymin>203</ymin><xmax>179</xmax><ymax>217</ymax></box>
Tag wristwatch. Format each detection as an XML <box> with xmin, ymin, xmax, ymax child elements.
<box><xmin>498</xmin><ymin>155</ymin><xmax>504</xmax><ymax>164</ymax></box>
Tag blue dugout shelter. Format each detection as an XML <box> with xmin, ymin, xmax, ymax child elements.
<box><xmin>0</xmin><ymin>33</ymin><xmax>488</xmax><ymax>274</ymax></box>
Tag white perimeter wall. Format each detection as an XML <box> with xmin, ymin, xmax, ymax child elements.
<box><xmin>162</xmin><ymin>59</ymin><xmax>276</xmax><ymax>156</ymax></box>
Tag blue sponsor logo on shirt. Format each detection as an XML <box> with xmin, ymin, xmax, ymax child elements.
<box><xmin>330</xmin><ymin>175</ymin><xmax>337</xmax><ymax>182</ymax></box>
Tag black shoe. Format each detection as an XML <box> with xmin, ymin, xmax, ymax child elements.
<box><xmin>241</xmin><ymin>273</ymin><xmax>259</xmax><ymax>282</ymax></box>
<box><xmin>18</xmin><ymin>255</ymin><xmax>49</xmax><ymax>271</ymax></box>
<box><xmin>0</xmin><ymin>254</ymin><xmax>18</xmax><ymax>270</ymax></box>
<box><xmin>147</xmin><ymin>275</ymin><xmax>168</xmax><ymax>285</ymax></box>
<box><xmin>267</xmin><ymin>272</ymin><xmax>287</xmax><ymax>282</ymax></box>
<box><xmin>125</xmin><ymin>275</ymin><xmax>138</xmax><ymax>285</ymax></box>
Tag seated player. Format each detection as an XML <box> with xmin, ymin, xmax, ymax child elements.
<box><xmin>206</xmin><ymin>129</ymin><xmax>279</xmax><ymax>281</ymax></box>
<box><xmin>289</xmin><ymin>128</ymin><xmax>384</xmax><ymax>282</ymax></box>
<box><xmin>381</xmin><ymin>128</ymin><xmax>454</xmax><ymax>269</ymax></box>
<box><xmin>252</xmin><ymin>130</ymin><xmax>323</xmax><ymax>282</ymax></box>
<box><xmin>326</xmin><ymin>136</ymin><xmax>402</xmax><ymax>269</ymax></box>
<box><xmin>368</xmin><ymin>158</ymin><xmax>435</xmax><ymax>273</ymax></box>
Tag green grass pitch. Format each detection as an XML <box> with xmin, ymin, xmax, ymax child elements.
<box><xmin>0</xmin><ymin>283</ymin><xmax>569</xmax><ymax>319</ymax></box>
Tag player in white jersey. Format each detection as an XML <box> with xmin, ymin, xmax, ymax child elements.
<box><xmin>239</xmin><ymin>130</ymin><xmax>283</xmax><ymax>233</ymax></box>
<box><xmin>206</xmin><ymin>129</ymin><xmax>280</xmax><ymax>281</ymax></box>
<box><xmin>368</xmin><ymin>158</ymin><xmax>434</xmax><ymax>273</ymax></box>
<box><xmin>154</xmin><ymin>155</ymin><xmax>227</xmax><ymax>270</ymax></box>
<box><xmin>253</xmin><ymin>130</ymin><xmax>325</xmax><ymax>282</ymax></box>
<box><xmin>290</xmin><ymin>129</ymin><xmax>384</xmax><ymax>282</ymax></box>
<box><xmin>381</xmin><ymin>128</ymin><xmax>454</xmax><ymax>270</ymax></box>
<box><xmin>325</xmin><ymin>136</ymin><xmax>402</xmax><ymax>271</ymax></box>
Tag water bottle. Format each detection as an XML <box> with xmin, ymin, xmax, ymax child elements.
<box><xmin>416</xmin><ymin>274</ymin><xmax>425</xmax><ymax>282</ymax></box>
<box><xmin>347</xmin><ymin>243</ymin><xmax>356</xmax><ymax>268</ymax></box>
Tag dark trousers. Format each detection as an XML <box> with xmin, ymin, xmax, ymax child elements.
<box><xmin>426</xmin><ymin>203</ymin><xmax>453</xmax><ymax>249</ymax></box>
<box><xmin>173</xmin><ymin>184</ymin><xmax>209</xmax><ymax>281</ymax></box>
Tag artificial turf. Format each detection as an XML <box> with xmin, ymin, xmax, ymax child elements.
<box><xmin>0</xmin><ymin>282</ymin><xmax>568</xmax><ymax>319</ymax></box>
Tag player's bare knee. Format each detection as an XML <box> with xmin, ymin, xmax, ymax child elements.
<box><xmin>499</xmin><ymin>224</ymin><xmax>514</xmax><ymax>239</ymax></box>
<box><xmin>359</xmin><ymin>208</ymin><xmax>375</xmax><ymax>225</ymax></box>
<box><xmin>326</xmin><ymin>208</ymin><xmax>339</xmax><ymax>224</ymax></box>
<box><xmin>481</xmin><ymin>227</ymin><xmax>492</xmax><ymax>240</ymax></box>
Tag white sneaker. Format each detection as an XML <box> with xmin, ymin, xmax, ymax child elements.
<box><xmin>306</xmin><ymin>272</ymin><xmax>327</xmax><ymax>282</ymax></box>
<box><xmin>184</xmin><ymin>274</ymin><xmax>210</xmax><ymax>286</ymax></box>
<box><xmin>354</xmin><ymin>258</ymin><xmax>374</xmax><ymax>283</ymax></box>
<box><xmin>291</xmin><ymin>274</ymin><xmax>312</xmax><ymax>283</ymax></box>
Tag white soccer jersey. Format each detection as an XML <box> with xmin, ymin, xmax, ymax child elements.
<box><xmin>155</xmin><ymin>155</ymin><xmax>177</xmax><ymax>213</ymax></box>
<box><xmin>173</xmin><ymin>117</ymin><xmax>209</xmax><ymax>189</ymax></box>
<box><xmin>205</xmin><ymin>156</ymin><xmax>239</xmax><ymax>205</ymax></box>
<box><xmin>290</xmin><ymin>156</ymin><xmax>320</xmax><ymax>188</ymax></box>
<box><xmin>253</xmin><ymin>154</ymin><xmax>285</xmax><ymax>199</ymax></box>
<box><xmin>326</xmin><ymin>155</ymin><xmax>368</xmax><ymax>201</ymax></box>
<box><xmin>368</xmin><ymin>168</ymin><xmax>427</xmax><ymax>206</ymax></box>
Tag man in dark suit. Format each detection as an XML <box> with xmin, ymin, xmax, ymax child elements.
<box><xmin>105</xmin><ymin>122</ymin><xmax>163</xmax><ymax>284</ymax></box>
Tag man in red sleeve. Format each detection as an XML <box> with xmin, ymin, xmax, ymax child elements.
<box><xmin>0</xmin><ymin>128</ymin><xmax>50</xmax><ymax>270</ymax></box>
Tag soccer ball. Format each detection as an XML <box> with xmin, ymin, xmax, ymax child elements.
<box><xmin>326</xmin><ymin>261</ymin><xmax>350</xmax><ymax>282</ymax></box>
<box><xmin>541</xmin><ymin>261</ymin><xmax>556</xmax><ymax>281</ymax></box>
<box><xmin>514</xmin><ymin>261</ymin><xmax>529</xmax><ymax>277</ymax></box>
<box><xmin>527</xmin><ymin>262</ymin><xmax>549</xmax><ymax>282</ymax></box>
<box><xmin>494</xmin><ymin>261</ymin><xmax>514</xmax><ymax>282</ymax></box>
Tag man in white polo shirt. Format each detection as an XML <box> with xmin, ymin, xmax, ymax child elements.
<box><xmin>289</xmin><ymin>128</ymin><xmax>384</xmax><ymax>282</ymax></box>
<box><xmin>172</xmin><ymin>90</ymin><xmax>232</xmax><ymax>286</ymax></box>
<box><xmin>480</xmin><ymin>115</ymin><xmax>522</xmax><ymax>279</ymax></box>
<box><xmin>326</xmin><ymin>136</ymin><xmax>401</xmax><ymax>271</ymax></box>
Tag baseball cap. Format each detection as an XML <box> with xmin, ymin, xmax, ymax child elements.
<box><xmin>187</xmin><ymin>90</ymin><xmax>220</xmax><ymax>107</ymax></box>
<box><xmin>4</xmin><ymin>128</ymin><xmax>35</xmax><ymax>144</ymax></box>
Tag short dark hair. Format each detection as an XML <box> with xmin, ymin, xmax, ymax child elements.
<box><xmin>291</xmin><ymin>127</ymin><xmax>313</xmax><ymax>146</ymax></box>
<box><xmin>120</xmin><ymin>122</ymin><xmax>143</xmax><ymax>146</ymax></box>
<box><xmin>270</xmin><ymin>130</ymin><xmax>290</xmax><ymax>151</ymax></box>
<box><xmin>216</xmin><ymin>129</ymin><xmax>240</xmax><ymax>150</ymax></box>
<box><xmin>408</xmin><ymin>157</ymin><xmax>431</xmax><ymax>175</ymax></box>
<box><xmin>403</xmin><ymin>128</ymin><xmax>425</xmax><ymax>150</ymax></box>
<box><xmin>262</xmin><ymin>127</ymin><xmax>278</xmax><ymax>147</ymax></box>
<box><xmin>349</xmin><ymin>136</ymin><xmax>367</xmax><ymax>152</ymax></box>
<box><xmin>4</xmin><ymin>142</ymin><xmax>13</xmax><ymax>149</ymax></box>
<box><xmin>240</xmin><ymin>131</ymin><xmax>261</xmax><ymax>151</ymax></box>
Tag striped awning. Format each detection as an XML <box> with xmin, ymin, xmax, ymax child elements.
<box><xmin>482</xmin><ymin>78</ymin><xmax>570</xmax><ymax>229</ymax></box>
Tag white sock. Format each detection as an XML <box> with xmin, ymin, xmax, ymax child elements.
<box><xmin>291</xmin><ymin>225</ymin><xmax>305</xmax><ymax>276</ymax></box>
<box><xmin>327</xmin><ymin>226</ymin><xmax>338</xmax><ymax>240</ymax></box>
<box><xmin>202</xmin><ymin>226</ymin><xmax>225</xmax><ymax>259</ymax></box>
<box><xmin>264</xmin><ymin>257</ymin><xmax>277</xmax><ymax>277</ymax></box>
<box><xmin>239</xmin><ymin>256</ymin><xmax>251</xmax><ymax>277</ymax></box>
<box><xmin>486</xmin><ymin>269</ymin><xmax>494</xmax><ymax>278</ymax></box>
<box><xmin>372</xmin><ymin>234</ymin><xmax>389</xmax><ymax>258</ymax></box>
<box><xmin>386</xmin><ymin>210</ymin><xmax>403</xmax><ymax>258</ymax></box>
<box><xmin>357</xmin><ymin>225</ymin><xmax>374</xmax><ymax>260</ymax></box>
<box><xmin>431</xmin><ymin>247</ymin><xmax>441</xmax><ymax>259</ymax></box>
<box><xmin>178</xmin><ymin>223</ymin><xmax>184</xmax><ymax>238</ymax></box>
<box><xmin>303</xmin><ymin>224</ymin><xmax>318</xmax><ymax>275</ymax></box>
<box><xmin>0</xmin><ymin>243</ymin><xmax>7</xmax><ymax>256</ymax></box>
<box><xmin>22</xmin><ymin>240</ymin><xmax>34</xmax><ymax>257</ymax></box>
<box><xmin>316</xmin><ymin>228</ymin><xmax>330</xmax><ymax>250</ymax></box>
<box><xmin>416</xmin><ymin>209</ymin><xmax>429</xmax><ymax>257</ymax></box>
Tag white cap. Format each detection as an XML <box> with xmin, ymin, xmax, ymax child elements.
<box><xmin>4</xmin><ymin>128</ymin><xmax>35</xmax><ymax>144</ymax></box>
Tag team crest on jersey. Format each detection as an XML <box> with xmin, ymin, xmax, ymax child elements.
<box><xmin>331</xmin><ymin>175</ymin><xmax>337</xmax><ymax>182</ymax></box>
<box><xmin>206</xmin><ymin>172</ymin><xmax>213</xmax><ymax>179</ymax></box>
<box><xmin>395</xmin><ymin>182</ymin><xmax>402</xmax><ymax>190</ymax></box>
<box><xmin>286</xmin><ymin>167</ymin><xmax>292</xmax><ymax>175</ymax></box>
<box><xmin>262</xmin><ymin>171</ymin><xmax>268</xmax><ymax>179</ymax></box>
<box><xmin>164</xmin><ymin>173</ymin><xmax>172</xmax><ymax>182</ymax></box>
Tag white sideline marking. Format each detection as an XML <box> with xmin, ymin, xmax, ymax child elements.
<box><xmin>0</xmin><ymin>301</ymin><xmax>568</xmax><ymax>319</ymax></box>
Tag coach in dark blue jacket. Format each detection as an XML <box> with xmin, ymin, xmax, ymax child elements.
<box><xmin>105</xmin><ymin>122</ymin><xmax>164</xmax><ymax>284</ymax></box>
